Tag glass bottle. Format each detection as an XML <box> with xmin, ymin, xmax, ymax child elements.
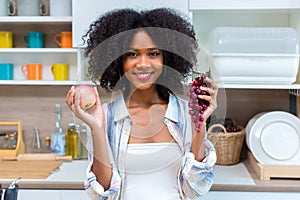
<box><xmin>66</xmin><ymin>123</ymin><xmax>81</xmax><ymax>160</ymax></box>
<box><xmin>29</xmin><ymin>127</ymin><xmax>42</xmax><ymax>153</ymax></box>
<box><xmin>79</xmin><ymin>123</ymin><xmax>88</xmax><ymax>159</ymax></box>
<box><xmin>7</xmin><ymin>132</ymin><xmax>17</xmax><ymax>149</ymax></box>
<box><xmin>66</xmin><ymin>123</ymin><xmax>74</xmax><ymax>156</ymax></box>
<box><xmin>50</xmin><ymin>104</ymin><xmax>66</xmax><ymax>156</ymax></box>
<box><xmin>1</xmin><ymin>134</ymin><xmax>9</xmax><ymax>149</ymax></box>
<box><xmin>43</xmin><ymin>136</ymin><xmax>52</xmax><ymax>153</ymax></box>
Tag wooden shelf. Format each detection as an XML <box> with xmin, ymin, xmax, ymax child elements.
<box><xmin>189</xmin><ymin>0</ymin><xmax>300</xmax><ymax>10</ymax></box>
<box><xmin>0</xmin><ymin>16</ymin><xmax>72</xmax><ymax>23</ymax></box>
<box><xmin>0</xmin><ymin>48</ymin><xmax>77</xmax><ymax>53</ymax></box>
<box><xmin>219</xmin><ymin>83</ymin><xmax>300</xmax><ymax>89</ymax></box>
<box><xmin>0</xmin><ymin>80</ymin><xmax>91</xmax><ymax>86</ymax></box>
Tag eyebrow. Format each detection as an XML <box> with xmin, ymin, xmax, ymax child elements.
<box><xmin>127</xmin><ymin>47</ymin><xmax>161</xmax><ymax>51</ymax></box>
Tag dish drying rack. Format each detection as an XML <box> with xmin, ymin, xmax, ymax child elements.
<box><xmin>248</xmin><ymin>151</ymin><xmax>300</xmax><ymax>180</ymax></box>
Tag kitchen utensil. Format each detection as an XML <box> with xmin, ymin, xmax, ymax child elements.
<box><xmin>29</xmin><ymin>128</ymin><xmax>42</xmax><ymax>153</ymax></box>
<box><xmin>23</xmin><ymin>32</ymin><xmax>44</xmax><ymax>48</ymax></box>
<box><xmin>247</xmin><ymin>111</ymin><xmax>300</xmax><ymax>165</ymax></box>
<box><xmin>245</xmin><ymin>112</ymin><xmax>266</xmax><ymax>149</ymax></box>
<box><xmin>3</xmin><ymin>178</ymin><xmax>20</xmax><ymax>200</ymax></box>
<box><xmin>0</xmin><ymin>31</ymin><xmax>13</xmax><ymax>48</ymax></box>
<box><xmin>2</xmin><ymin>153</ymin><xmax>72</xmax><ymax>161</ymax></box>
<box><xmin>9</xmin><ymin>0</ymin><xmax>42</xmax><ymax>16</ymax></box>
<box><xmin>55</xmin><ymin>32</ymin><xmax>72</xmax><ymax>48</ymax></box>
<box><xmin>209</xmin><ymin>27</ymin><xmax>300</xmax><ymax>84</ymax></box>
<box><xmin>21</xmin><ymin>63</ymin><xmax>42</xmax><ymax>80</ymax></box>
<box><xmin>0</xmin><ymin>63</ymin><xmax>13</xmax><ymax>80</ymax></box>
<box><xmin>51</xmin><ymin>63</ymin><xmax>69</xmax><ymax>80</ymax></box>
<box><xmin>0</xmin><ymin>183</ymin><xmax>3</xmax><ymax>200</ymax></box>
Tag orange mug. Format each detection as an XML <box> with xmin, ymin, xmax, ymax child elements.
<box><xmin>55</xmin><ymin>31</ymin><xmax>72</xmax><ymax>48</ymax></box>
<box><xmin>21</xmin><ymin>63</ymin><xmax>42</xmax><ymax>80</ymax></box>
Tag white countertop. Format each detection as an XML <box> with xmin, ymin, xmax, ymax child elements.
<box><xmin>1</xmin><ymin>160</ymin><xmax>299</xmax><ymax>192</ymax></box>
<box><xmin>1</xmin><ymin>160</ymin><xmax>252</xmax><ymax>185</ymax></box>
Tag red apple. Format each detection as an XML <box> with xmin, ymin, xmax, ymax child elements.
<box><xmin>75</xmin><ymin>84</ymin><xmax>97</xmax><ymax>109</ymax></box>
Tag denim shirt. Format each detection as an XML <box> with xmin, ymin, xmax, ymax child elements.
<box><xmin>84</xmin><ymin>91</ymin><xmax>216</xmax><ymax>200</ymax></box>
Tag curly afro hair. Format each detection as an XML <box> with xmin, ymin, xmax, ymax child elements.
<box><xmin>83</xmin><ymin>7</ymin><xmax>199</xmax><ymax>100</ymax></box>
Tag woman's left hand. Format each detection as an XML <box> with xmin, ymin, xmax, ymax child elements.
<box><xmin>198</xmin><ymin>76</ymin><xmax>218</xmax><ymax>122</ymax></box>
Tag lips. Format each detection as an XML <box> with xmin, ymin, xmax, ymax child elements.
<box><xmin>134</xmin><ymin>72</ymin><xmax>153</xmax><ymax>80</ymax></box>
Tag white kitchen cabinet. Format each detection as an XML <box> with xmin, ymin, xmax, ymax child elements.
<box><xmin>190</xmin><ymin>0</ymin><xmax>300</xmax><ymax>51</ymax></box>
<box><xmin>17</xmin><ymin>190</ymin><xmax>300</xmax><ymax>200</ymax></box>
<box><xmin>189</xmin><ymin>0</ymin><xmax>300</xmax><ymax>90</ymax></box>
<box><xmin>17</xmin><ymin>189</ymin><xmax>89</xmax><ymax>200</ymax></box>
<box><xmin>61</xmin><ymin>190</ymin><xmax>90</xmax><ymax>200</ymax></box>
<box><xmin>202</xmin><ymin>191</ymin><xmax>300</xmax><ymax>200</ymax></box>
<box><xmin>0</xmin><ymin>16</ymin><xmax>81</xmax><ymax>85</ymax></box>
<box><xmin>18</xmin><ymin>189</ymin><xmax>61</xmax><ymax>200</ymax></box>
<box><xmin>72</xmin><ymin>0</ymin><xmax>189</xmax><ymax>48</ymax></box>
<box><xmin>0</xmin><ymin>0</ymin><xmax>87</xmax><ymax>86</ymax></box>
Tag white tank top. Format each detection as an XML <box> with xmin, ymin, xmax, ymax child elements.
<box><xmin>122</xmin><ymin>142</ymin><xmax>182</xmax><ymax>200</ymax></box>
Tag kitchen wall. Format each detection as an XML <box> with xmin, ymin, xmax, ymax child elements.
<box><xmin>0</xmin><ymin>85</ymin><xmax>289</xmax><ymax>152</ymax></box>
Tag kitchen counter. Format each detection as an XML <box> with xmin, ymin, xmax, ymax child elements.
<box><xmin>0</xmin><ymin>160</ymin><xmax>299</xmax><ymax>193</ymax></box>
<box><xmin>0</xmin><ymin>160</ymin><xmax>88</xmax><ymax>189</ymax></box>
<box><xmin>212</xmin><ymin>160</ymin><xmax>300</xmax><ymax>193</ymax></box>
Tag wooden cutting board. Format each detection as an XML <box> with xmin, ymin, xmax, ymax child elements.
<box><xmin>0</xmin><ymin>161</ymin><xmax>62</xmax><ymax>179</ymax></box>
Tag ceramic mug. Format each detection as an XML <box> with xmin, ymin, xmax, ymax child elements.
<box><xmin>0</xmin><ymin>31</ymin><xmax>13</xmax><ymax>48</ymax></box>
<box><xmin>0</xmin><ymin>63</ymin><xmax>13</xmax><ymax>80</ymax></box>
<box><xmin>0</xmin><ymin>0</ymin><xmax>9</xmax><ymax>16</ymax></box>
<box><xmin>9</xmin><ymin>0</ymin><xmax>42</xmax><ymax>16</ymax></box>
<box><xmin>49</xmin><ymin>0</ymin><xmax>72</xmax><ymax>16</ymax></box>
<box><xmin>40</xmin><ymin>0</ymin><xmax>49</xmax><ymax>16</ymax></box>
<box><xmin>23</xmin><ymin>32</ymin><xmax>44</xmax><ymax>48</ymax></box>
<box><xmin>55</xmin><ymin>32</ymin><xmax>72</xmax><ymax>48</ymax></box>
<box><xmin>51</xmin><ymin>63</ymin><xmax>69</xmax><ymax>80</ymax></box>
<box><xmin>21</xmin><ymin>63</ymin><xmax>42</xmax><ymax>80</ymax></box>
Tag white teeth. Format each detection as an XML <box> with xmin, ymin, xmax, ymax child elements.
<box><xmin>136</xmin><ymin>73</ymin><xmax>151</xmax><ymax>78</ymax></box>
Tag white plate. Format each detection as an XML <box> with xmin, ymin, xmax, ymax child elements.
<box><xmin>248</xmin><ymin>111</ymin><xmax>300</xmax><ymax>165</ymax></box>
<box><xmin>245</xmin><ymin>112</ymin><xmax>266</xmax><ymax>149</ymax></box>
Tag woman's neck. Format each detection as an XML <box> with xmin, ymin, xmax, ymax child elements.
<box><xmin>126</xmin><ymin>85</ymin><xmax>165</xmax><ymax>108</ymax></box>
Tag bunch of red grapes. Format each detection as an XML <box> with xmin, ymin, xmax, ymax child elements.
<box><xmin>209</xmin><ymin>116</ymin><xmax>242</xmax><ymax>132</ymax></box>
<box><xmin>187</xmin><ymin>73</ymin><xmax>210</xmax><ymax>133</ymax></box>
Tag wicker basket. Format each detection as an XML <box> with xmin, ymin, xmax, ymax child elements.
<box><xmin>207</xmin><ymin>123</ymin><xmax>245</xmax><ymax>165</ymax></box>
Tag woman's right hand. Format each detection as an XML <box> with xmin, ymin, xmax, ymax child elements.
<box><xmin>66</xmin><ymin>86</ymin><xmax>105</xmax><ymax>132</ymax></box>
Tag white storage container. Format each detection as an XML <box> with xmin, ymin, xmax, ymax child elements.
<box><xmin>209</xmin><ymin>27</ymin><xmax>300</xmax><ymax>84</ymax></box>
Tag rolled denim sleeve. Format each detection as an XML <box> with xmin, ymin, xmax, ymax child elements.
<box><xmin>180</xmin><ymin>139</ymin><xmax>216</xmax><ymax>199</ymax></box>
<box><xmin>84</xmin><ymin>156</ymin><xmax>121</xmax><ymax>200</ymax></box>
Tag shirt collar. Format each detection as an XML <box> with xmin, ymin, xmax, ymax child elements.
<box><xmin>164</xmin><ymin>93</ymin><xmax>180</xmax><ymax>123</ymax></box>
<box><xmin>112</xmin><ymin>90</ymin><xmax>180</xmax><ymax>123</ymax></box>
<box><xmin>112</xmin><ymin>90</ymin><xmax>130</xmax><ymax>122</ymax></box>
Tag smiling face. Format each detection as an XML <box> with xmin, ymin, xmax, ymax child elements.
<box><xmin>123</xmin><ymin>31</ymin><xmax>163</xmax><ymax>91</ymax></box>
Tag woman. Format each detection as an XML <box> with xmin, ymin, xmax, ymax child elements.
<box><xmin>66</xmin><ymin>8</ymin><xmax>218</xmax><ymax>200</ymax></box>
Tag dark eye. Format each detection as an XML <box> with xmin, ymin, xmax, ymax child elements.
<box><xmin>149</xmin><ymin>51</ymin><xmax>161</xmax><ymax>57</ymax></box>
<box><xmin>126</xmin><ymin>52</ymin><xmax>138</xmax><ymax>57</ymax></box>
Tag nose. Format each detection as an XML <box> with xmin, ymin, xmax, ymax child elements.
<box><xmin>136</xmin><ymin>55</ymin><xmax>150</xmax><ymax>68</ymax></box>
